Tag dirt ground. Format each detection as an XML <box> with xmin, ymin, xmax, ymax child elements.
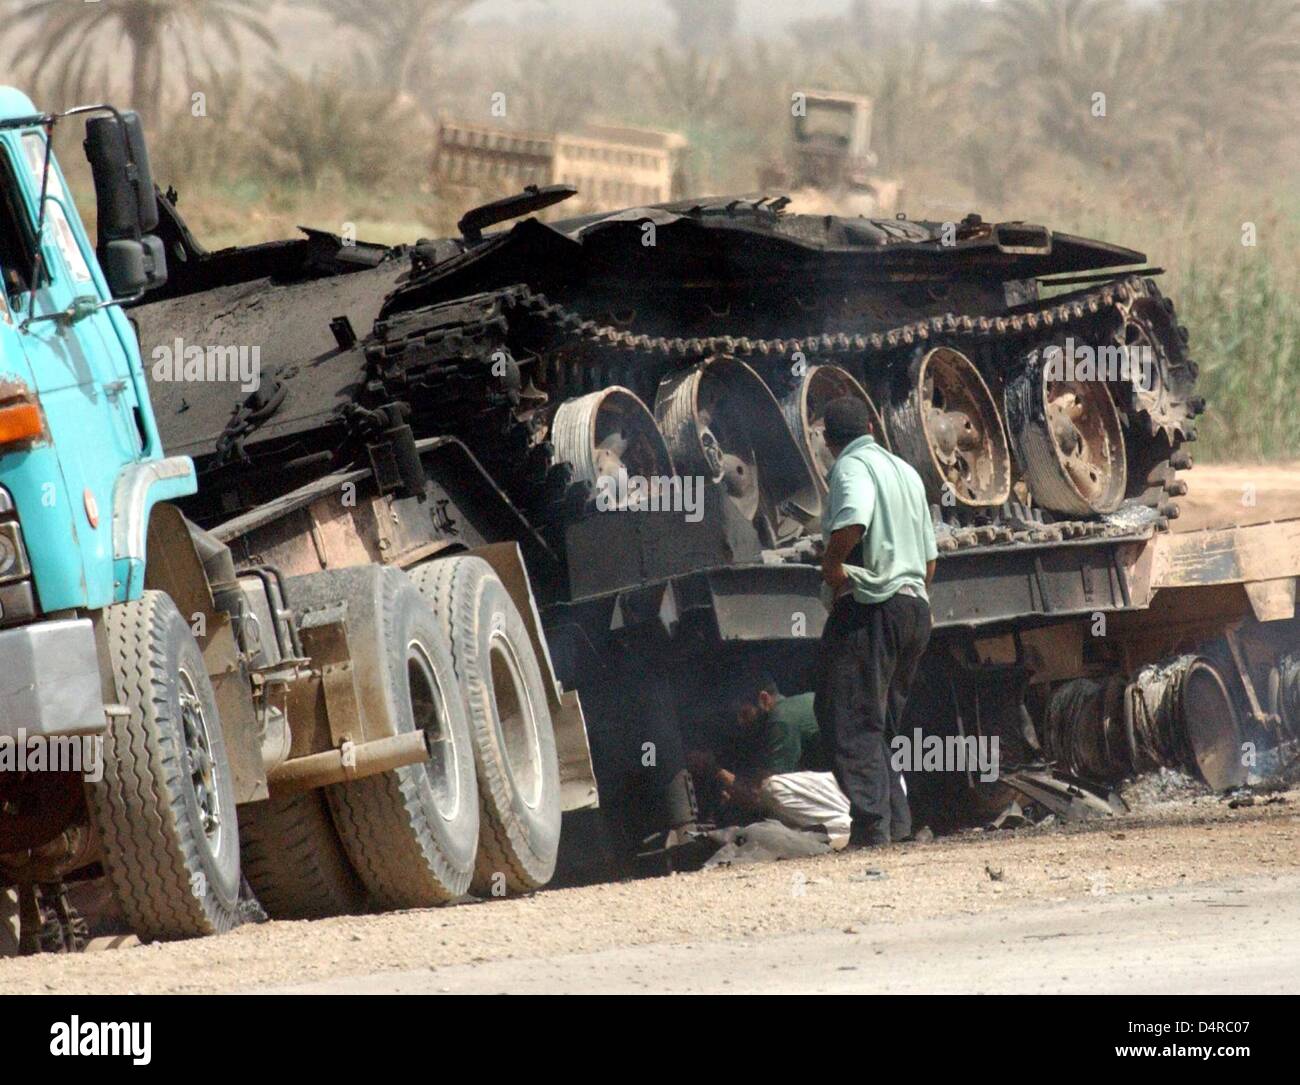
<box><xmin>274</xmin><ymin>872</ymin><xmax>1300</xmax><ymax>994</ymax></box>
<box><xmin>1</xmin><ymin>784</ymin><xmax>1296</xmax><ymax>994</ymax></box>
<box><xmin>2</xmin><ymin>460</ymin><xmax>1297</xmax><ymax>994</ymax></box>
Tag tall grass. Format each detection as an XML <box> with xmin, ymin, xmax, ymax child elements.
<box><xmin>974</xmin><ymin>179</ymin><xmax>1300</xmax><ymax>464</ymax></box>
<box><xmin>1177</xmin><ymin>251</ymin><xmax>1300</xmax><ymax>461</ymax></box>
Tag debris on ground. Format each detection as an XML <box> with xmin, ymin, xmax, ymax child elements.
<box><xmin>987</xmin><ymin>800</ymin><xmax>1031</xmax><ymax>831</ymax></box>
<box><xmin>1118</xmin><ymin>767</ymin><xmax>1208</xmax><ymax>808</ymax></box>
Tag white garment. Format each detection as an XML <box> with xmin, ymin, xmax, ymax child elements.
<box><xmin>759</xmin><ymin>771</ymin><xmax>852</xmax><ymax>849</ymax></box>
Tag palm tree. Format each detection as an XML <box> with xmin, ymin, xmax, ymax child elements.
<box><xmin>665</xmin><ymin>0</ymin><xmax>737</xmax><ymax>52</ymax></box>
<box><xmin>649</xmin><ymin>47</ymin><xmax>730</xmax><ymax>129</ymax></box>
<box><xmin>311</xmin><ymin>0</ymin><xmax>481</xmax><ymax>95</ymax></box>
<box><xmin>7</xmin><ymin>0</ymin><xmax>275</xmax><ymax>124</ymax></box>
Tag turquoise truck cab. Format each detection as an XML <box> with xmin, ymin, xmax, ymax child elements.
<box><xmin>0</xmin><ymin>87</ymin><xmax>194</xmax><ymax>736</ymax></box>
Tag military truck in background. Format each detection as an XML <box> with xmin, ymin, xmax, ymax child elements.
<box><xmin>759</xmin><ymin>89</ymin><xmax>902</xmax><ymax>217</ymax></box>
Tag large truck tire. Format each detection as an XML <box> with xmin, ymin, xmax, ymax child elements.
<box><xmin>86</xmin><ymin>592</ymin><xmax>242</xmax><ymax>940</ymax></box>
<box><xmin>411</xmin><ymin>557</ymin><xmax>562</xmax><ymax>894</ymax></box>
<box><xmin>286</xmin><ymin>567</ymin><xmax>480</xmax><ymax>909</ymax></box>
<box><xmin>239</xmin><ymin>791</ymin><xmax>366</xmax><ymax>919</ymax></box>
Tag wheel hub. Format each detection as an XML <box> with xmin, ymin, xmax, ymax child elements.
<box><xmin>889</xmin><ymin>346</ymin><xmax>1011</xmax><ymax>507</ymax></box>
<box><xmin>407</xmin><ymin>641</ymin><xmax>462</xmax><ymax>822</ymax></box>
<box><xmin>178</xmin><ymin>669</ymin><xmax>222</xmax><ymax>847</ymax></box>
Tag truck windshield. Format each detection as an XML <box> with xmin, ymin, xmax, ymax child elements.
<box><xmin>797</xmin><ymin>106</ymin><xmax>854</xmax><ymax>147</ymax></box>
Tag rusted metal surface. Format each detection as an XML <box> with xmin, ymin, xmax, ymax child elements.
<box><xmin>780</xmin><ymin>363</ymin><xmax>888</xmax><ymax>508</ymax></box>
<box><xmin>654</xmin><ymin>356</ymin><xmax>816</xmax><ymax>541</ymax></box>
<box><xmin>1004</xmin><ymin>344</ymin><xmax>1127</xmax><ymax>516</ymax></box>
<box><xmin>1043</xmin><ymin>655</ymin><xmax>1245</xmax><ymax>791</ymax></box>
<box><xmin>887</xmin><ymin>345</ymin><xmax>1010</xmax><ymax>508</ymax></box>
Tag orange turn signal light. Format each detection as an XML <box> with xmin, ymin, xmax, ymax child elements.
<box><xmin>0</xmin><ymin>398</ymin><xmax>44</xmax><ymax>447</ymax></box>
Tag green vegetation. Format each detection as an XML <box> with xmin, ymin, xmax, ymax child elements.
<box><xmin>3</xmin><ymin>0</ymin><xmax>1297</xmax><ymax>460</ymax></box>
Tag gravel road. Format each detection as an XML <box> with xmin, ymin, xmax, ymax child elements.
<box><xmin>2</xmin><ymin>787</ymin><xmax>1295</xmax><ymax>994</ymax></box>
<box><xmin>270</xmin><ymin>872</ymin><xmax>1300</xmax><ymax>994</ymax></box>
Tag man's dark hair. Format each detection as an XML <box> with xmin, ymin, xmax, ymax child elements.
<box><xmin>721</xmin><ymin>674</ymin><xmax>780</xmax><ymax>721</ymax></box>
<box><xmin>822</xmin><ymin>396</ymin><xmax>874</xmax><ymax>448</ymax></box>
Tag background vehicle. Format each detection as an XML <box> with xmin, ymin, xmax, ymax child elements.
<box><xmin>758</xmin><ymin>90</ymin><xmax>902</xmax><ymax>216</ymax></box>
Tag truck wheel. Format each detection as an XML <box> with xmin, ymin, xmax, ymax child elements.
<box><xmin>411</xmin><ymin>557</ymin><xmax>562</xmax><ymax>894</ymax></box>
<box><xmin>307</xmin><ymin>567</ymin><xmax>480</xmax><ymax>908</ymax></box>
<box><xmin>239</xmin><ymin>791</ymin><xmax>366</xmax><ymax>919</ymax></box>
<box><xmin>86</xmin><ymin>592</ymin><xmax>241</xmax><ymax>940</ymax></box>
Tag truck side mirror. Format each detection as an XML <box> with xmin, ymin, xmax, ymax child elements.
<box><xmin>100</xmin><ymin>240</ymin><xmax>148</xmax><ymax>298</ymax></box>
<box><xmin>84</xmin><ymin>111</ymin><xmax>166</xmax><ymax>298</ymax></box>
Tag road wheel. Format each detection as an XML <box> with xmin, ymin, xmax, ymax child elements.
<box><xmin>411</xmin><ymin>557</ymin><xmax>561</xmax><ymax>894</ymax></box>
<box><xmin>86</xmin><ymin>591</ymin><xmax>241</xmax><ymax>940</ymax></box>
<box><xmin>285</xmin><ymin>567</ymin><xmax>480</xmax><ymax>909</ymax></box>
<box><xmin>239</xmin><ymin>791</ymin><xmax>366</xmax><ymax>919</ymax></box>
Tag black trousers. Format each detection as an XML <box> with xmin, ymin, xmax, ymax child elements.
<box><xmin>815</xmin><ymin>592</ymin><xmax>932</xmax><ymax>845</ymax></box>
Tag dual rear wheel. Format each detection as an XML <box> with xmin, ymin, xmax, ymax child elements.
<box><xmin>241</xmin><ymin>559</ymin><xmax>560</xmax><ymax>918</ymax></box>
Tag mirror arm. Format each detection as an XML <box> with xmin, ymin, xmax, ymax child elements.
<box><xmin>18</xmin><ymin>103</ymin><xmax>150</xmax><ymax>327</ymax></box>
<box><xmin>19</xmin><ymin>292</ymin><xmax>140</xmax><ymax>334</ymax></box>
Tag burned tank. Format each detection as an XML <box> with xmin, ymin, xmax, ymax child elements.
<box><xmin>133</xmin><ymin>187</ymin><xmax>1205</xmax><ymax>854</ymax></box>
<box><xmin>139</xmin><ymin>190</ymin><xmax>1199</xmax><ymax>549</ymax></box>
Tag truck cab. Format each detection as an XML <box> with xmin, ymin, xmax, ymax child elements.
<box><xmin>0</xmin><ymin>89</ymin><xmax>224</xmax><ymax>947</ymax></box>
<box><xmin>0</xmin><ymin>87</ymin><xmax>193</xmax><ymax>626</ymax></box>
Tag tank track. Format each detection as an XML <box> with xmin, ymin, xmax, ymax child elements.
<box><xmin>365</xmin><ymin>273</ymin><xmax>1202</xmax><ymax>549</ymax></box>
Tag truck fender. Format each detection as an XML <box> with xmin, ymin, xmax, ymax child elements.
<box><xmin>111</xmin><ymin>456</ymin><xmax>198</xmax><ymax>600</ymax></box>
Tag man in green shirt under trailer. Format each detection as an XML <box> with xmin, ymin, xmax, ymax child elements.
<box><xmin>688</xmin><ymin>682</ymin><xmax>853</xmax><ymax>847</ymax></box>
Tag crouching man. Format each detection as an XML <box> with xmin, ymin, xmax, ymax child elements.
<box><xmin>815</xmin><ymin>397</ymin><xmax>937</xmax><ymax>848</ymax></box>
<box><xmin>688</xmin><ymin>682</ymin><xmax>853</xmax><ymax>848</ymax></box>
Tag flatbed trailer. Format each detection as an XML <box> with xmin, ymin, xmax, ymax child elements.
<box><xmin>532</xmin><ymin>507</ymin><xmax>1300</xmax><ymax>853</ymax></box>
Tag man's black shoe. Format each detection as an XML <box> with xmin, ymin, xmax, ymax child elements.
<box><xmin>847</xmin><ymin>827</ymin><xmax>890</xmax><ymax>849</ymax></box>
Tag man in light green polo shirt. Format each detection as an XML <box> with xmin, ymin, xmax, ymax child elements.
<box><xmin>815</xmin><ymin>397</ymin><xmax>937</xmax><ymax>848</ymax></box>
